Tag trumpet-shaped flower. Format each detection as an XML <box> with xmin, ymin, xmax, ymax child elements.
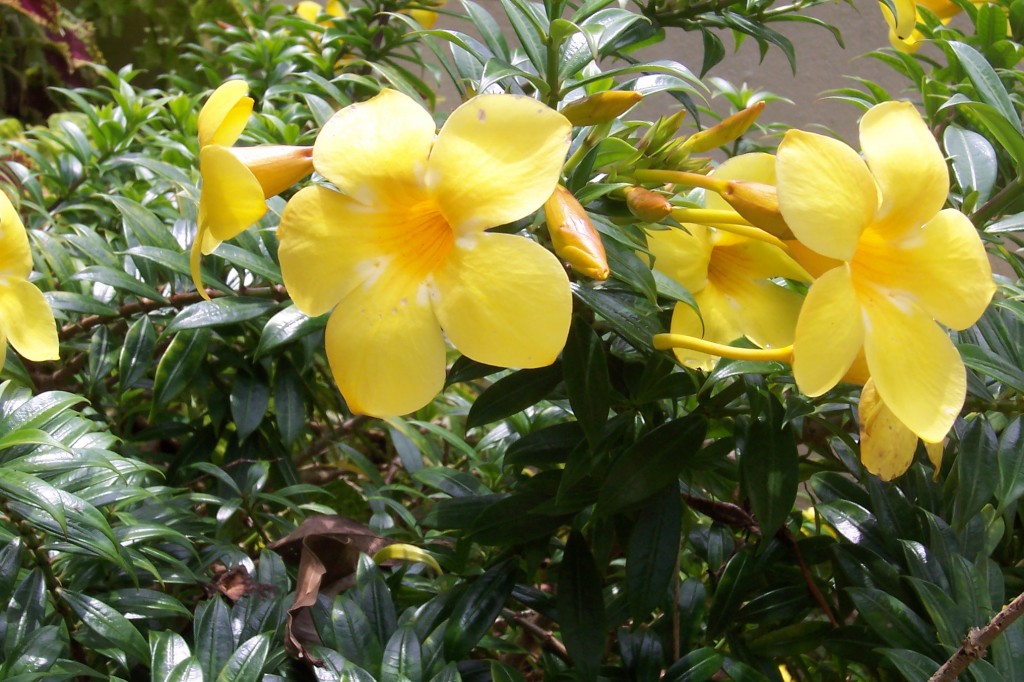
<box><xmin>776</xmin><ymin>101</ymin><xmax>995</xmax><ymax>444</ymax></box>
<box><xmin>192</xmin><ymin>80</ymin><xmax>313</xmax><ymax>295</ymax></box>
<box><xmin>647</xmin><ymin>154</ymin><xmax>811</xmax><ymax>371</ymax></box>
<box><xmin>406</xmin><ymin>0</ymin><xmax>446</xmax><ymax>28</ymax></box>
<box><xmin>277</xmin><ymin>89</ymin><xmax>572</xmax><ymax>417</ymax></box>
<box><xmin>0</xmin><ymin>190</ymin><xmax>59</xmax><ymax>368</ymax></box>
<box><xmin>296</xmin><ymin>0</ymin><xmax>346</xmax><ymax>23</ymax></box>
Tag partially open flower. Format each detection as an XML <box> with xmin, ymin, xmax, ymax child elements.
<box><xmin>0</xmin><ymin>190</ymin><xmax>59</xmax><ymax>367</ymax></box>
<box><xmin>277</xmin><ymin>89</ymin><xmax>572</xmax><ymax>417</ymax></box>
<box><xmin>191</xmin><ymin>80</ymin><xmax>313</xmax><ymax>295</ymax></box>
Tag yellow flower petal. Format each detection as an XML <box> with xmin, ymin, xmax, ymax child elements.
<box><xmin>198</xmin><ymin>145</ymin><xmax>267</xmax><ymax>244</ymax></box>
<box><xmin>776</xmin><ymin>130</ymin><xmax>878</xmax><ymax>261</ymax></box>
<box><xmin>296</xmin><ymin>0</ymin><xmax>322</xmax><ymax>21</ymax></box>
<box><xmin>647</xmin><ymin>224</ymin><xmax>713</xmax><ymax>294</ymax></box>
<box><xmin>885</xmin><ymin>0</ymin><xmax>919</xmax><ymax>40</ymax></box>
<box><xmin>856</xmin><ymin>209</ymin><xmax>994</xmax><ymax>330</ymax></box>
<box><xmin>198</xmin><ymin>80</ymin><xmax>253</xmax><ymax>149</ymax></box>
<box><xmin>712</xmin><ymin>235</ymin><xmax>810</xmax><ymax>283</ymax></box>
<box><xmin>925</xmin><ymin>439</ymin><xmax>943</xmax><ymax>476</ymax></box>
<box><xmin>793</xmin><ymin>264</ymin><xmax>865</xmax><ymax>396</ymax></box>
<box><xmin>432</xmin><ymin>232</ymin><xmax>571</xmax><ymax>368</ymax></box>
<box><xmin>860</xmin><ymin>101</ymin><xmax>948</xmax><ymax>237</ymax></box>
<box><xmin>716</xmin><ymin>278</ymin><xmax>804</xmax><ymax>351</ymax></box>
<box><xmin>861</xmin><ymin>288</ymin><xmax>965</xmax><ymax>443</ymax></box>
<box><xmin>325</xmin><ymin>279</ymin><xmax>446</xmax><ymax>418</ymax></box>
<box><xmin>859</xmin><ymin>378</ymin><xmax>919</xmax><ymax>481</ymax></box>
<box><xmin>313</xmin><ymin>89</ymin><xmax>436</xmax><ymax>205</ymax></box>
<box><xmin>429</xmin><ymin>95</ymin><xmax>571</xmax><ymax>234</ymax></box>
<box><xmin>0</xmin><ymin>278</ymin><xmax>58</xmax><ymax>361</ymax></box>
<box><xmin>325</xmin><ymin>0</ymin><xmax>347</xmax><ymax>16</ymax></box>
<box><xmin>278</xmin><ymin>186</ymin><xmax>423</xmax><ymax>317</ymax></box>
<box><xmin>0</xmin><ymin>190</ymin><xmax>31</xmax><ymax>278</ymax></box>
<box><xmin>669</xmin><ymin>288</ymin><xmax>741</xmax><ymax>371</ymax></box>
<box><xmin>784</xmin><ymin>239</ymin><xmax>842</xmax><ymax>280</ymax></box>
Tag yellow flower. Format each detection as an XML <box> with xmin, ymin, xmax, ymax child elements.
<box><xmin>406</xmin><ymin>0</ymin><xmax>446</xmax><ymax>28</ymax></box>
<box><xmin>776</xmin><ymin>101</ymin><xmax>995</xmax><ymax>444</ymax></box>
<box><xmin>647</xmin><ymin>153</ymin><xmax>810</xmax><ymax>371</ymax></box>
<box><xmin>880</xmin><ymin>0</ymin><xmax>984</xmax><ymax>52</ymax></box>
<box><xmin>859</xmin><ymin>378</ymin><xmax>944</xmax><ymax>481</ymax></box>
<box><xmin>296</xmin><ymin>0</ymin><xmax>347</xmax><ymax>23</ymax></box>
<box><xmin>0</xmin><ymin>189</ymin><xmax>59</xmax><ymax>368</ymax></box>
<box><xmin>191</xmin><ymin>80</ymin><xmax>314</xmax><ymax>295</ymax></box>
<box><xmin>277</xmin><ymin>89</ymin><xmax>573</xmax><ymax>417</ymax></box>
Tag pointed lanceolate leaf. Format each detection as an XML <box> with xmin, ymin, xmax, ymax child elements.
<box><xmin>740</xmin><ymin>401</ymin><xmax>799</xmax><ymax>542</ymax></box>
<box><xmin>215</xmin><ymin>632</ymin><xmax>271</xmax><ymax>682</ymax></box>
<box><xmin>193</xmin><ymin>597</ymin><xmax>236</xmax><ymax>681</ymax></box>
<box><xmin>466</xmin><ymin>364</ymin><xmax>563</xmax><ymax>428</ymax></box>
<box><xmin>381</xmin><ymin>625</ymin><xmax>423</xmax><ymax>682</ymax></box>
<box><xmin>152</xmin><ymin>329</ymin><xmax>211</xmax><ymax>409</ymax></box>
<box><xmin>119</xmin><ymin>314</ymin><xmax>156</xmax><ymax>392</ymax></box>
<box><xmin>151</xmin><ymin>631</ymin><xmax>193</xmax><ymax>681</ymax></box>
<box><xmin>949</xmin><ymin>41</ymin><xmax>1020</xmax><ymax>132</ymax></box>
<box><xmin>707</xmin><ymin>550</ymin><xmax>756</xmax><ymax>637</ymax></box>
<box><xmin>444</xmin><ymin>559</ymin><xmax>518</xmax><ymax>660</ymax></box>
<box><xmin>997</xmin><ymin>416</ymin><xmax>1024</xmax><ymax>508</ymax></box>
<box><xmin>61</xmin><ymin>590</ymin><xmax>150</xmax><ymax>664</ymax></box>
<box><xmin>557</xmin><ymin>531</ymin><xmax>606</xmax><ymax>681</ymax></box>
<box><xmin>562</xmin><ymin>317</ymin><xmax>611</xmax><ymax>448</ymax></box>
<box><xmin>230</xmin><ymin>373</ymin><xmax>270</xmax><ymax>442</ymax></box>
<box><xmin>627</xmin><ymin>487</ymin><xmax>682</xmax><ymax>619</ymax></box>
<box><xmin>952</xmin><ymin>417</ymin><xmax>998</xmax><ymax>531</ymax></box>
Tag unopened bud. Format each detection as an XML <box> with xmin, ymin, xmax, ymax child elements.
<box><xmin>623</xmin><ymin>186</ymin><xmax>672</xmax><ymax>223</ymax></box>
<box><xmin>684</xmin><ymin>101</ymin><xmax>766</xmax><ymax>153</ymax></box>
<box><xmin>561</xmin><ymin>91</ymin><xmax>643</xmax><ymax>127</ymax></box>
<box><xmin>230</xmin><ymin>145</ymin><xmax>314</xmax><ymax>198</ymax></box>
<box><xmin>719</xmin><ymin>180</ymin><xmax>792</xmax><ymax>239</ymax></box>
<box><xmin>544</xmin><ymin>185</ymin><xmax>610</xmax><ymax>280</ymax></box>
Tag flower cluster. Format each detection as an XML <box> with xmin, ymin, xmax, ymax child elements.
<box><xmin>651</xmin><ymin>101</ymin><xmax>994</xmax><ymax>480</ymax></box>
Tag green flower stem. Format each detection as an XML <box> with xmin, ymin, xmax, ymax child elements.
<box><xmin>544</xmin><ymin>32</ymin><xmax>562</xmax><ymax>110</ymax></box>
<box><xmin>971</xmin><ymin>177</ymin><xmax>1024</xmax><ymax>227</ymax></box>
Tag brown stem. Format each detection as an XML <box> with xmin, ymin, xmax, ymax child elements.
<box><xmin>929</xmin><ymin>590</ymin><xmax>1024</xmax><ymax>682</ymax></box>
<box><xmin>502</xmin><ymin>608</ymin><xmax>571</xmax><ymax>663</ymax></box>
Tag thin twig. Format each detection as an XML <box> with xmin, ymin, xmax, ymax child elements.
<box><xmin>929</xmin><ymin>590</ymin><xmax>1024</xmax><ymax>682</ymax></box>
<box><xmin>503</xmin><ymin>608</ymin><xmax>571</xmax><ymax>663</ymax></box>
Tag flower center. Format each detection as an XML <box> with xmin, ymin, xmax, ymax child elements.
<box><xmin>385</xmin><ymin>199</ymin><xmax>454</xmax><ymax>293</ymax></box>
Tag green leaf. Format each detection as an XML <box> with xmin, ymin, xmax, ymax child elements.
<box><xmin>949</xmin><ymin>41</ymin><xmax>1019</xmax><ymax>131</ymax></box>
<box><xmin>951</xmin><ymin>416</ymin><xmax>999</xmax><ymax>531</ymax></box>
<box><xmin>572</xmin><ymin>283</ymin><xmax>663</xmax><ymax>351</ymax></box>
<box><xmin>740</xmin><ymin>399</ymin><xmax>798</xmax><ymax>542</ymax></box>
<box><xmin>215</xmin><ymin>632</ymin><xmax>271</xmax><ymax>682</ymax></box>
<box><xmin>61</xmin><ymin>590</ymin><xmax>149</xmax><ymax>664</ymax></box>
<box><xmin>151</xmin><ymin>631</ymin><xmax>193</xmax><ymax>682</ymax></box>
<box><xmin>4</xmin><ymin>569</ymin><xmax>46</xmax><ymax>654</ymax></box>
<box><xmin>944</xmin><ymin>125</ymin><xmax>997</xmax><ymax>203</ymax></box>
<box><xmin>107</xmin><ymin>195</ymin><xmax>180</xmax><ymax>250</ymax></box>
<box><xmin>215</xmin><ymin>243</ymin><xmax>281</xmax><ymax>283</ymax></box>
<box><xmin>748</xmin><ymin>621</ymin><xmax>830</xmax><ymax>657</ymax></box>
<box><xmin>231</xmin><ymin>374</ymin><xmax>269</xmax><ymax>442</ymax></box>
<box><xmin>381</xmin><ymin>626</ymin><xmax>422</xmax><ymax>682</ymax></box>
<box><xmin>193</xmin><ymin>597</ymin><xmax>235</xmax><ymax>681</ymax></box>
<box><xmin>627</xmin><ymin>487</ymin><xmax>681</xmax><ymax>619</ymax></box>
<box><xmin>413</xmin><ymin>467</ymin><xmax>492</xmax><ymax>497</ymax></box>
<box><xmin>45</xmin><ymin>291</ymin><xmax>118</xmax><ymax>317</ymax></box>
<box><xmin>152</xmin><ymin>329</ymin><xmax>211</xmax><ymax>409</ymax></box>
<box><xmin>707</xmin><ymin>550</ymin><xmax>755</xmax><ymax>637</ymax></box>
<box><xmin>0</xmin><ymin>540</ymin><xmax>23</xmax><ymax>609</ymax></box>
<box><xmin>557</xmin><ymin>531</ymin><xmax>606</xmax><ymax>681</ymax></box>
<box><xmin>985</xmin><ymin>211</ymin><xmax>1024</xmax><ymax>233</ymax></box>
<box><xmin>119</xmin><ymin>314</ymin><xmax>156</xmax><ymax>392</ymax></box>
<box><xmin>166</xmin><ymin>298</ymin><xmax>277</xmax><ymax>333</ymax></box>
<box><xmin>444</xmin><ymin>558</ymin><xmax>518</xmax><ymax>660</ymax></box>
<box><xmin>126</xmin><ymin>246</ymin><xmax>231</xmax><ymax>294</ymax></box>
<box><xmin>255</xmin><ymin>305</ymin><xmax>326</xmax><ymax>358</ymax></box>
<box><xmin>847</xmin><ymin>587</ymin><xmax>939</xmax><ymax>654</ymax></box>
<box><xmin>664</xmin><ymin>647</ymin><xmax>723</xmax><ymax>682</ymax></box>
<box><xmin>905</xmin><ymin>578</ymin><xmax>971</xmax><ymax>648</ymax></box>
<box><xmin>941</xmin><ymin>95</ymin><xmax>1024</xmax><ymax>173</ymax></box>
<box><xmin>879</xmin><ymin>649</ymin><xmax>941</xmax><ymax>682</ymax></box>
<box><xmin>597</xmin><ymin>415</ymin><xmax>707</xmax><ymax>515</ymax></box>
<box><xmin>465</xmin><ymin>364</ymin><xmax>563</xmax><ymax>429</ymax></box>
<box><xmin>274</xmin><ymin>363</ymin><xmax>307</xmax><ymax>447</ymax></box>
<box><xmin>330</xmin><ymin>594</ymin><xmax>383</xmax><ymax>675</ymax></box>
<box><xmin>0</xmin><ymin>470</ymin><xmax>68</xmax><ymax>533</ymax></box>
<box><xmin>960</xmin><ymin>342</ymin><xmax>1024</xmax><ymax>394</ymax></box>
<box><xmin>997</xmin><ymin>416</ymin><xmax>1024</xmax><ymax>508</ymax></box>
<box><xmin>354</xmin><ymin>555</ymin><xmax>398</xmax><ymax>654</ymax></box>
<box><xmin>496</xmin><ymin>0</ymin><xmax>546</xmax><ymax>72</ymax></box>
<box><xmin>562</xmin><ymin>317</ymin><xmax>611</xmax><ymax>448</ymax></box>
<box><xmin>463</xmin><ymin>0</ymin><xmax>510</xmax><ymax>60</ymax></box>
<box><xmin>71</xmin><ymin>265</ymin><xmax>166</xmax><ymax>302</ymax></box>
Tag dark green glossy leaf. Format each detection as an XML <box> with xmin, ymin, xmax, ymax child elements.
<box><xmin>748</xmin><ymin>621</ymin><xmax>829</xmax><ymax>657</ymax></box>
<box><xmin>4</xmin><ymin>569</ymin><xmax>46</xmax><ymax>655</ymax></box>
<box><xmin>949</xmin><ymin>41</ymin><xmax>1019</xmax><ymax>130</ymax></box>
<box><xmin>740</xmin><ymin>404</ymin><xmax>798</xmax><ymax>542</ymax></box>
<box><xmin>151</xmin><ymin>631</ymin><xmax>193</xmax><ymax>681</ymax></box>
<box><xmin>951</xmin><ymin>417</ymin><xmax>998</xmax><ymax>531</ymax></box>
<box><xmin>944</xmin><ymin>125</ymin><xmax>997</xmax><ymax>203</ymax></box>
<box><xmin>274</xmin><ymin>362</ymin><xmax>306</xmax><ymax>446</ymax></box>
<box><xmin>847</xmin><ymin>587</ymin><xmax>939</xmax><ymax>654</ymax></box>
<box><xmin>330</xmin><ymin>594</ymin><xmax>383</xmax><ymax>675</ymax></box>
<box><xmin>562</xmin><ymin>317</ymin><xmax>611</xmax><ymax>447</ymax></box>
<box><xmin>413</xmin><ymin>467</ymin><xmax>491</xmax><ymax>497</ymax></box>
<box><xmin>444</xmin><ymin>558</ymin><xmax>517</xmax><ymax>659</ymax></box>
<box><xmin>166</xmin><ymin>298</ymin><xmax>277</xmax><ymax>333</ymax></box>
<box><xmin>230</xmin><ymin>374</ymin><xmax>270</xmax><ymax>442</ymax></box>
<box><xmin>664</xmin><ymin>647</ymin><xmax>722</xmax><ymax>682</ymax></box>
<box><xmin>255</xmin><ymin>305</ymin><xmax>326</xmax><ymax>358</ymax></box>
<box><xmin>119</xmin><ymin>314</ymin><xmax>156</xmax><ymax>392</ymax></box>
<box><xmin>597</xmin><ymin>415</ymin><xmax>706</xmax><ymax>515</ymax></box>
<box><xmin>152</xmin><ymin>329</ymin><xmax>211</xmax><ymax>409</ymax></box>
<box><xmin>193</xmin><ymin>597</ymin><xmax>235</xmax><ymax>681</ymax></box>
<box><xmin>997</xmin><ymin>415</ymin><xmax>1024</xmax><ymax>508</ymax></box>
<box><xmin>627</xmin><ymin>487</ymin><xmax>680</xmax><ymax>619</ymax></box>
<box><xmin>707</xmin><ymin>550</ymin><xmax>755</xmax><ymax>637</ymax></box>
<box><xmin>72</xmin><ymin>265</ymin><xmax>166</xmax><ymax>302</ymax></box>
<box><xmin>571</xmin><ymin>282</ymin><xmax>662</xmax><ymax>351</ymax></box>
<box><xmin>466</xmin><ymin>364</ymin><xmax>563</xmax><ymax>429</ymax></box>
<box><xmin>61</xmin><ymin>590</ymin><xmax>149</xmax><ymax>664</ymax></box>
<box><xmin>557</xmin><ymin>531</ymin><xmax>605</xmax><ymax>681</ymax></box>
<box><xmin>215</xmin><ymin>632</ymin><xmax>271</xmax><ymax>682</ymax></box>
<box><xmin>905</xmin><ymin>577</ymin><xmax>970</xmax><ymax>648</ymax></box>
<box><xmin>505</xmin><ymin>421</ymin><xmax>586</xmax><ymax>468</ymax></box>
<box><xmin>381</xmin><ymin>625</ymin><xmax>422</xmax><ymax>682</ymax></box>
<box><xmin>354</xmin><ymin>555</ymin><xmax>397</xmax><ymax>654</ymax></box>
<box><xmin>879</xmin><ymin>649</ymin><xmax>940</xmax><ymax>682</ymax></box>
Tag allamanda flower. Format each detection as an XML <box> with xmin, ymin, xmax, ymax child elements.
<box><xmin>858</xmin><ymin>377</ymin><xmax>944</xmax><ymax>481</ymax></box>
<box><xmin>644</xmin><ymin>155</ymin><xmax>811</xmax><ymax>371</ymax></box>
<box><xmin>880</xmin><ymin>0</ymin><xmax>985</xmax><ymax>52</ymax></box>
<box><xmin>0</xmin><ymin>189</ymin><xmax>59</xmax><ymax>368</ymax></box>
<box><xmin>295</xmin><ymin>0</ymin><xmax>346</xmax><ymax>23</ymax></box>
<box><xmin>192</xmin><ymin>80</ymin><xmax>313</xmax><ymax>295</ymax></box>
<box><xmin>277</xmin><ymin>89</ymin><xmax>573</xmax><ymax>417</ymax></box>
<box><xmin>775</xmin><ymin>101</ymin><xmax>994</xmax><ymax>444</ymax></box>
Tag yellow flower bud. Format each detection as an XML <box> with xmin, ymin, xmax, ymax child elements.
<box><xmin>229</xmin><ymin>145</ymin><xmax>314</xmax><ymax>198</ymax></box>
<box><xmin>719</xmin><ymin>180</ymin><xmax>793</xmax><ymax>239</ymax></box>
<box><xmin>560</xmin><ymin>91</ymin><xmax>643</xmax><ymax>127</ymax></box>
<box><xmin>683</xmin><ymin>101</ymin><xmax>766</xmax><ymax>153</ymax></box>
<box><xmin>623</xmin><ymin>186</ymin><xmax>672</xmax><ymax>223</ymax></box>
<box><xmin>544</xmin><ymin>185</ymin><xmax>610</xmax><ymax>280</ymax></box>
